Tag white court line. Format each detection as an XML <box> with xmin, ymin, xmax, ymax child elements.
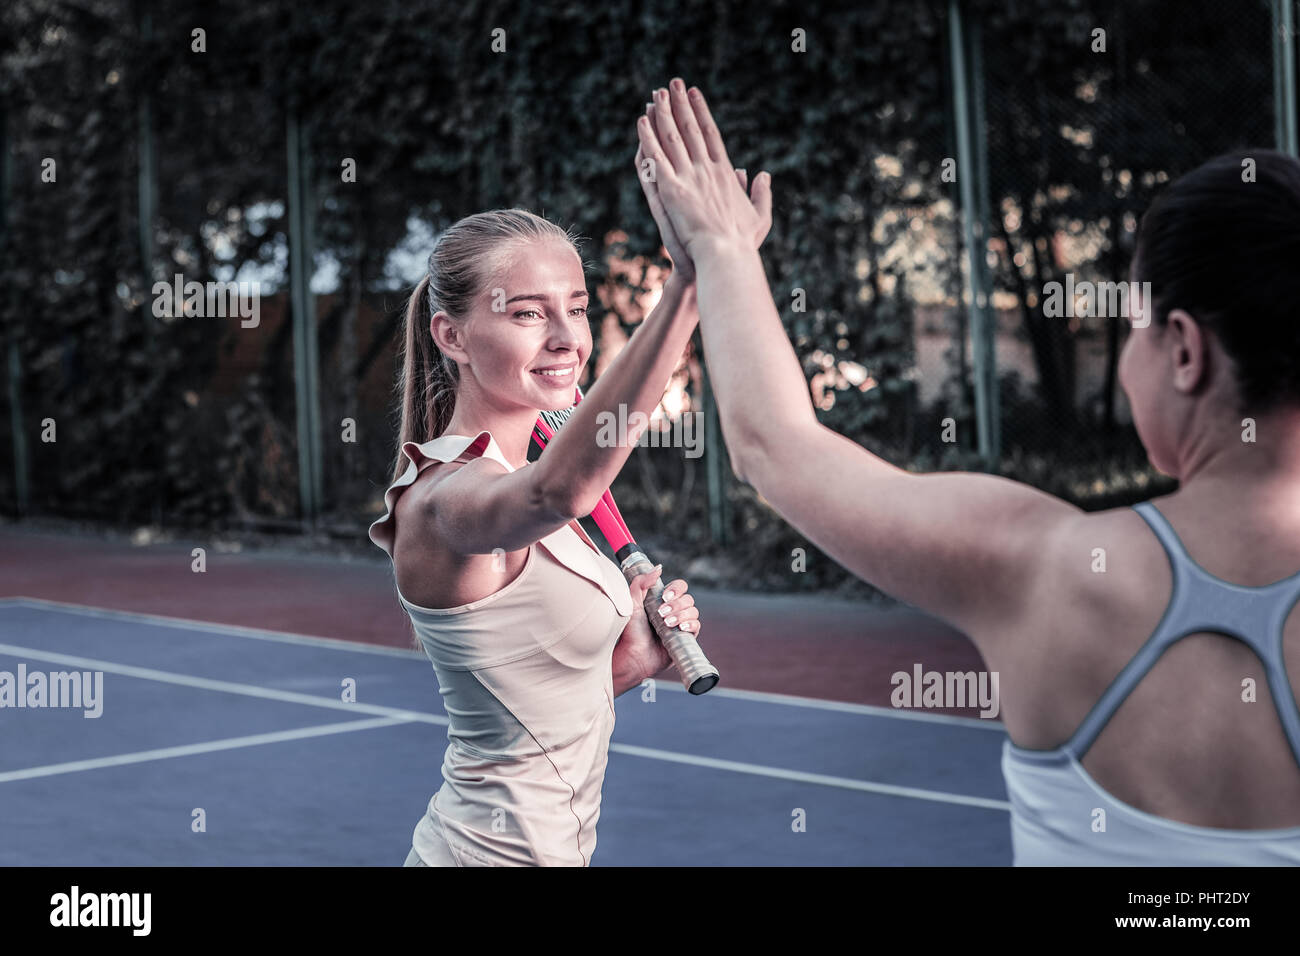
<box><xmin>610</xmin><ymin>742</ymin><xmax>1011</xmax><ymax>812</ymax></box>
<box><xmin>0</xmin><ymin>638</ymin><xmax>1006</xmax><ymax>810</ymax></box>
<box><xmin>0</xmin><ymin>642</ymin><xmax>448</xmax><ymax>727</ymax></box>
<box><xmin>0</xmin><ymin>598</ymin><xmax>1001</xmax><ymax>728</ymax></box>
<box><xmin>0</xmin><ymin>597</ymin><xmax>426</xmax><ymax>659</ymax></box>
<box><xmin>703</xmin><ymin>686</ymin><xmax>1005</xmax><ymax>731</ymax></box>
<box><xmin>0</xmin><ymin>717</ymin><xmax>412</xmax><ymax>783</ymax></box>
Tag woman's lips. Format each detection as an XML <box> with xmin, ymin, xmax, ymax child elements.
<box><xmin>531</xmin><ymin>365</ymin><xmax>576</xmax><ymax>385</ymax></box>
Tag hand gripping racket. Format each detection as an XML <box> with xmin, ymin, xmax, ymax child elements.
<box><xmin>530</xmin><ymin>386</ymin><xmax>719</xmax><ymax>695</ymax></box>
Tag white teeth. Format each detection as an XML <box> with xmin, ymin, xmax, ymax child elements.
<box><xmin>534</xmin><ymin>368</ymin><xmax>573</xmax><ymax>377</ymax></box>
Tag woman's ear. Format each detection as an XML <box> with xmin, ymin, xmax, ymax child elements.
<box><xmin>431</xmin><ymin>310</ymin><xmax>468</xmax><ymax>363</ymax></box>
<box><xmin>1165</xmin><ymin>308</ymin><xmax>1210</xmax><ymax>396</ymax></box>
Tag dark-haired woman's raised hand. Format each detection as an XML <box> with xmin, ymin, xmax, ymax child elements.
<box><xmin>632</xmin><ymin>77</ymin><xmax>1081</xmax><ymax>691</ymax></box>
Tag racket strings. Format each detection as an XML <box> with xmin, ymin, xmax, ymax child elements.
<box><xmin>532</xmin><ymin>396</ymin><xmax>633</xmax><ymax>544</ymax></box>
<box><xmin>538</xmin><ymin>406</ymin><xmax>574</xmax><ymax>434</ymax></box>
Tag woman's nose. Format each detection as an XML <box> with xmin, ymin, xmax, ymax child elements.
<box><xmin>548</xmin><ymin>319</ymin><xmax>582</xmax><ymax>350</ymax></box>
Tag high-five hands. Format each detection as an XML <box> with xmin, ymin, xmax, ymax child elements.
<box><xmin>635</xmin><ymin>78</ymin><xmax>772</xmax><ymax>276</ymax></box>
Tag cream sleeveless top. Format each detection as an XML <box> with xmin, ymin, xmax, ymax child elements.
<box><xmin>369</xmin><ymin>430</ymin><xmax>634</xmax><ymax>866</ymax></box>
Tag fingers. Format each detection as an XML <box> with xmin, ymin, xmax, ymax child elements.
<box><xmin>650</xmin><ymin>86</ymin><xmax>692</xmax><ymax>173</ymax></box>
<box><xmin>637</xmin><ymin>133</ymin><xmax>678</xmax><ymax>244</ymax></box>
<box><xmin>735</xmin><ymin>168</ymin><xmax>748</xmax><ymax>192</ymax></box>
<box><xmin>656</xmin><ymin>589</ymin><xmax>699</xmax><ymax>632</ymax></box>
<box><xmin>635</xmin><ymin>141</ymin><xmax>649</xmax><ymax>186</ymax></box>
<box><xmin>686</xmin><ymin>84</ymin><xmax>732</xmax><ymax>166</ymax></box>
<box><xmin>750</xmin><ymin>170</ymin><xmax>773</xmax><ymax>239</ymax></box>
<box><xmin>655</xmin><ymin>579</ymin><xmax>693</xmax><ymax>624</ymax></box>
<box><xmin>662</xmin><ymin>605</ymin><xmax>700</xmax><ymax>632</ymax></box>
<box><xmin>667</xmin><ymin>77</ymin><xmax>709</xmax><ymax>163</ymax></box>
<box><xmin>637</xmin><ymin>105</ymin><xmax>675</xmax><ymax>183</ymax></box>
<box><xmin>635</xmin><ymin>138</ymin><xmax>661</xmax><ymax>205</ymax></box>
<box><xmin>631</xmin><ymin>564</ymin><xmax>664</xmax><ymax>592</ymax></box>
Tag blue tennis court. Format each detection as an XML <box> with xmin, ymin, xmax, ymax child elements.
<box><xmin>0</xmin><ymin>597</ymin><xmax>1010</xmax><ymax>866</ymax></box>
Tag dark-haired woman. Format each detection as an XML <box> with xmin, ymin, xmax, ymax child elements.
<box><xmin>371</xmin><ymin>159</ymin><xmax>771</xmax><ymax>863</ymax></box>
<box><xmin>641</xmin><ymin>77</ymin><xmax>1300</xmax><ymax>864</ymax></box>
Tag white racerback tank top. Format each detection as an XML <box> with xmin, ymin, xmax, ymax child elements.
<box><xmin>369</xmin><ymin>430</ymin><xmax>633</xmax><ymax>866</ymax></box>
<box><xmin>1002</xmin><ymin>501</ymin><xmax>1300</xmax><ymax>865</ymax></box>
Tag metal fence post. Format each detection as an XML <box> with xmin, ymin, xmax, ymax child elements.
<box><xmin>288</xmin><ymin>111</ymin><xmax>322</xmax><ymax>526</ymax></box>
<box><xmin>2</xmin><ymin>104</ymin><xmax>29</xmax><ymax>516</ymax></box>
<box><xmin>969</xmin><ymin>12</ymin><xmax>1000</xmax><ymax>467</ymax></box>
<box><xmin>1275</xmin><ymin>0</ymin><xmax>1299</xmax><ymax>156</ymax></box>
<box><xmin>948</xmin><ymin>0</ymin><xmax>998</xmax><ymax>470</ymax></box>
<box><xmin>702</xmin><ymin>363</ymin><xmax>729</xmax><ymax>546</ymax></box>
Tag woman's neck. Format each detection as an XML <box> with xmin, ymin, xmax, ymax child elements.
<box><xmin>1174</xmin><ymin>404</ymin><xmax>1300</xmax><ymax>520</ymax></box>
<box><xmin>441</xmin><ymin>404</ymin><xmax>540</xmax><ymax>471</ymax></box>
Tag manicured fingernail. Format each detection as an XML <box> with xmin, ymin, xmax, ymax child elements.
<box><xmin>663</xmin><ymin>589</ymin><xmax>675</xmax><ymax>600</ymax></box>
<box><xmin>658</xmin><ymin>604</ymin><xmax>671</xmax><ymax>617</ymax></box>
<box><xmin>671</xmin><ymin>77</ymin><xmax>684</xmax><ymax>91</ymax></box>
<box><xmin>665</xmin><ymin>616</ymin><xmax>678</xmax><ymax>626</ymax></box>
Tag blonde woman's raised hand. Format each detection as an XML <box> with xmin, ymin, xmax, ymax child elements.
<box><xmin>636</xmin><ymin>79</ymin><xmax>771</xmax><ymax>260</ymax></box>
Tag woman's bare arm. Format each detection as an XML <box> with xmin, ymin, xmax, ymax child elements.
<box><xmin>419</xmin><ymin>102</ymin><xmax>772</xmax><ymax>560</ymax></box>
<box><xmin>422</xmin><ymin>274</ymin><xmax>700</xmax><ymax>556</ymax></box>
<box><xmin>640</xmin><ymin>80</ymin><xmax>1081</xmax><ymax>651</ymax></box>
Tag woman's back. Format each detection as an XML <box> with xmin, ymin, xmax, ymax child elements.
<box><xmin>1000</xmin><ymin>484</ymin><xmax>1300</xmax><ymax>852</ymax></box>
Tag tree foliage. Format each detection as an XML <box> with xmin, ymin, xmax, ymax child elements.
<box><xmin>0</xmin><ymin>0</ymin><xmax>1276</xmax><ymax>591</ymax></box>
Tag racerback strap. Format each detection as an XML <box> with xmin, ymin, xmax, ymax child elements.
<box><xmin>1065</xmin><ymin>501</ymin><xmax>1300</xmax><ymax>766</ymax></box>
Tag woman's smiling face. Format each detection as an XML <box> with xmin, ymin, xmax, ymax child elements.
<box><xmin>445</xmin><ymin>238</ymin><xmax>592</xmax><ymax>412</ymax></box>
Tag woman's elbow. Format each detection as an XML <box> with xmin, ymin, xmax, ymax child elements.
<box><xmin>725</xmin><ymin>417</ymin><xmax>817</xmax><ymax>492</ymax></box>
<box><xmin>726</xmin><ymin>430</ymin><xmax>776</xmax><ymax>490</ymax></box>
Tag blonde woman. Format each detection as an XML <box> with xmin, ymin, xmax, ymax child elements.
<box><xmin>640</xmin><ymin>78</ymin><xmax>1300</xmax><ymax>864</ymax></box>
<box><xmin>371</xmin><ymin>163</ymin><xmax>770</xmax><ymax>863</ymax></box>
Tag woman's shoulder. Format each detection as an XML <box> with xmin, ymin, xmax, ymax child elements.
<box><xmin>369</xmin><ymin>431</ymin><xmax>497</xmax><ymax>557</ymax></box>
<box><xmin>389</xmin><ymin>434</ymin><xmax>508</xmax><ymax>533</ymax></box>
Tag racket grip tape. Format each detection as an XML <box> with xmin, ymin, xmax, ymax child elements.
<box><xmin>617</xmin><ymin>547</ymin><xmax>719</xmax><ymax>695</ymax></box>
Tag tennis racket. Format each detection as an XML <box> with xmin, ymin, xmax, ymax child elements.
<box><xmin>529</xmin><ymin>386</ymin><xmax>719</xmax><ymax>695</ymax></box>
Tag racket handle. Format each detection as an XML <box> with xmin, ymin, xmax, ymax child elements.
<box><xmin>617</xmin><ymin>548</ymin><xmax>719</xmax><ymax>695</ymax></box>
